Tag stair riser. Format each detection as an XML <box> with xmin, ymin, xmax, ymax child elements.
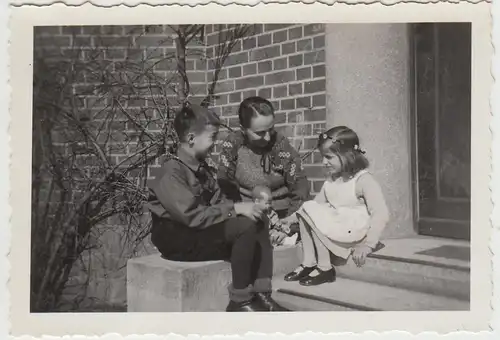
<box><xmin>273</xmin><ymin>277</ymin><xmax>470</xmax><ymax>311</ymax></box>
<box><xmin>280</xmin><ymin>245</ymin><xmax>470</xmax><ymax>301</ymax></box>
<box><xmin>273</xmin><ymin>245</ymin><xmax>301</xmax><ymax>276</ymax></box>
<box><xmin>274</xmin><ymin>291</ymin><xmax>355</xmax><ymax>311</ymax></box>
<box><xmin>336</xmin><ymin>259</ymin><xmax>470</xmax><ymax>301</ymax></box>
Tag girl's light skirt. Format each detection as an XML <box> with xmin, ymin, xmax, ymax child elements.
<box><xmin>296</xmin><ymin>200</ymin><xmax>370</xmax><ymax>259</ymax></box>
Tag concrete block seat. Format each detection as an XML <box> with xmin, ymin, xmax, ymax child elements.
<box><xmin>127</xmin><ymin>245</ymin><xmax>301</xmax><ymax>312</ymax></box>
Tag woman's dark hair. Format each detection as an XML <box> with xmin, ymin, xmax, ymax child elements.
<box><xmin>318</xmin><ymin>126</ymin><xmax>369</xmax><ymax>178</ymax></box>
<box><xmin>238</xmin><ymin>96</ymin><xmax>275</xmax><ymax>129</ymax></box>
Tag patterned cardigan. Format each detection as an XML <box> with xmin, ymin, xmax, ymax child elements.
<box><xmin>217</xmin><ymin>130</ymin><xmax>310</xmax><ymax>216</ymax></box>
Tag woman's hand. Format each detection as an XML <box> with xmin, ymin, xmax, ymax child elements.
<box><xmin>352</xmin><ymin>244</ymin><xmax>372</xmax><ymax>267</ymax></box>
<box><xmin>234</xmin><ymin>202</ymin><xmax>264</xmax><ymax>221</ymax></box>
<box><xmin>280</xmin><ymin>214</ymin><xmax>299</xmax><ymax>235</ymax></box>
<box><xmin>281</xmin><ymin>213</ymin><xmax>298</xmax><ymax>226</ymax></box>
<box><xmin>270</xmin><ymin>229</ymin><xmax>287</xmax><ymax>246</ymax></box>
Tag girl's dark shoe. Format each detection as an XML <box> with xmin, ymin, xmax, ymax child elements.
<box><xmin>255</xmin><ymin>292</ymin><xmax>290</xmax><ymax>311</ymax></box>
<box><xmin>284</xmin><ymin>265</ymin><xmax>316</xmax><ymax>282</ymax></box>
<box><xmin>299</xmin><ymin>267</ymin><xmax>336</xmax><ymax>286</ymax></box>
<box><xmin>226</xmin><ymin>298</ymin><xmax>268</xmax><ymax>312</ymax></box>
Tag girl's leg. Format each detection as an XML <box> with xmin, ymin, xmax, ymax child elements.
<box><xmin>310</xmin><ymin>230</ymin><xmax>333</xmax><ymax>271</ymax></box>
<box><xmin>299</xmin><ymin>227</ymin><xmax>336</xmax><ymax>286</ymax></box>
<box><xmin>284</xmin><ymin>215</ymin><xmax>318</xmax><ymax>282</ymax></box>
<box><xmin>297</xmin><ymin>215</ymin><xmax>317</xmax><ymax>267</ymax></box>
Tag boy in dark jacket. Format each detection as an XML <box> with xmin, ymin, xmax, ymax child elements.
<box><xmin>147</xmin><ymin>103</ymin><xmax>288</xmax><ymax>312</ymax></box>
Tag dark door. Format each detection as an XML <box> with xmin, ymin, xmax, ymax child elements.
<box><xmin>412</xmin><ymin>23</ymin><xmax>471</xmax><ymax>240</ymax></box>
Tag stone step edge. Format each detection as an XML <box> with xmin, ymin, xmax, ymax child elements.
<box><xmin>272</xmin><ymin>277</ymin><xmax>469</xmax><ymax>311</ymax></box>
<box><xmin>368</xmin><ymin>253</ymin><xmax>470</xmax><ymax>272</ymax></box>
<box><xmin>334</xmin><ymin>270</ymin><xmax>470</xmax><ymax>302</ymax></box>
<box><xmin>276</xmin><ymin>288</ymin><xmax>380</xmax><ymax>311</ymax></box>
<box><xmin>274</xmin><ymin>290</ymin><xmax>354</xmax><ymax>311</ymax></box>
<box><xmin>288</xmin><ymin>243</ymin><xmax>470</xmax><ymax>273</ymax></box>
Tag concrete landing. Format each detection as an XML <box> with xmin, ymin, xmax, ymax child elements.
<box><xmin>371</xmin><ymin>237</ymin><xmax>470</xmax><ymax>270</ymax></box>
<box><xmin>273</xmin><ymin>277</ymin><xmax>469</xmax><ymax>311</ymax></box>
<box><xmin>274</xmin><ymin>289</ymin><xmax>353</xmax><ymax>312</ymax></box>
<box><xmin>272</xmin><ymin>236</ymin><xmax>471</xmax><ymax>311</ymax></box>
<box><xmin>282</xmin><ymin>236</ymin><xmax>471</xmax><ymax>301</ymax></box>
<box><xmin>335</xmin><ymin>237</ymin><xmax>470</xmax><ymax>301</ymax></box>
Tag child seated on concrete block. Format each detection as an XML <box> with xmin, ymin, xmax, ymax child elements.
<box><xmin>252</xmin><ymin>185</ymin><xmax>298</xmax><ymax>247</ymax></box>
<box><xmin>146</xmin><ymin>103</ymin><xmax>288</xmax><ymax>312</ymax></box>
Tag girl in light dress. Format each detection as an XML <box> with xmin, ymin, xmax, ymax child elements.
<box><xmin>282</xmin><ymin>126</ymin><xmax>390</xmax><ymax>286</ymax></box>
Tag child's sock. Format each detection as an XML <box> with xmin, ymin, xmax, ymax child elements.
<box><xmin>317</xmin><ymin>264</ymin><xmax>334</xmax><ymax>272</ymax></box>
<box><xmin>228</xmin><ymin>284</ymin><xmax>254</xmax><ymax>302</ymax></box>
<box><xmin>253</xmin><ymin>278</ymin><xmax>272</xmax><ymax>293</ymax></box>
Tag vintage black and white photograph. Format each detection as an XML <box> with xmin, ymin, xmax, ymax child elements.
<box><xmin>8</xmin><ymin>2</ymin><xmax>493</xmax><ymax>336</ymax></box>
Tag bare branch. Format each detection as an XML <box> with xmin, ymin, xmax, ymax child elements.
<box><xmin>32</xmin><ymin>24</ymin><xmax>251</xmax><ymax>312</ymax></box>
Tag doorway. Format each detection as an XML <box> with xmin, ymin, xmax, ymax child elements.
<box><xmin>411</xmin><ymin>23</ymin><xmax>471</xmax><ymax>240</ymax></box>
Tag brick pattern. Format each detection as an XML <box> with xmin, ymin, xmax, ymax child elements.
<box><xmin>34</xmin><ymin>25</ymin><xmax>208</xmax><ymax>181</ymax></box>
<box><xmin>33</xmin><ymin>24</ymin><xmax>327</xmax><ymax>309</ymax></box>
<box><xmin>205</xmin><ymin>24</ymin><xmax>327</xmax><ymax>192</ymax></box>
<box><xmin>35</xmin><ymin>24</ymin><xmax>327</xmax><ymax>193</ymax></box>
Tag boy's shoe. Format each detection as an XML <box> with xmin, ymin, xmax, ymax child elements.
<box><xmin>255</xmin><ymin>292</ymin><xmax>290</xmax><ymax>311</ymax></box>
<box><xmin>226</xmin><ymin>297</ymin><xmax>268</xmax><ymax>312</ymax></box>
<box><xmin>299</xmin><ymin>267</ymin><xmax>336</xmax><ymax>286</ymax></box>
<box><xmin>284</xmin><ymin>264</ymin><xmax>316</xmax><ymax>281</ymax></box>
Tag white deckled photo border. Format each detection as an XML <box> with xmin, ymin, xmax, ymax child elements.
<box><xmin>5</xmin><ymin>1</ymin><xmax>497</xmax><ymax>338</ymax></box>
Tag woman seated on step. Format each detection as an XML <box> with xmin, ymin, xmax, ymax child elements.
<box><xmin>217</xmin><ymin>96</ymin><xmax>310</xmax><ymax>247</ymax></box>
<box><xmin>282</xmin><ymin>126</ymin><xmax>390</xmax><ymax>286</ymax></box>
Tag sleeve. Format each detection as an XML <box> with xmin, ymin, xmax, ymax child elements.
<box><xmin>356</xmin><ymin>173</ymin><xmax>390</xmax><ymax>249</ymax></box>
<box><xmin>282</xmin><ymin>138</ymin><xmax>311</xmax><ymax>215</ymax></box>
<box><xmin>154</xmin><ymin>163</ymin><xmax>236</xmax><ymax>229</ymax></box>
<box><xmin>217</xmin><ymin>133</ymin><xmax>241</xmax><ymax>202</ymax></box>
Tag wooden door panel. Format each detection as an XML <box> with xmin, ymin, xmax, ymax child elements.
<box><xmin>413</xmin><ymin>23</ymin><xmax>471</xmax><ymax>240</ymax></box>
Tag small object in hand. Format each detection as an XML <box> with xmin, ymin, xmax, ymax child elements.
<box><xmin>269</xmin><ymin>229</ymin><xmax>287</xmax><ymax>247</ymax></box>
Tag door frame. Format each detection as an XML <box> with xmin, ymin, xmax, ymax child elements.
<box><xmin>409</xmin><ymin>23</ymin><xmax>419</xmax><ymax>236</ymax></box>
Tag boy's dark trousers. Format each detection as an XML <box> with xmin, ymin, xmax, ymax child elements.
<box><xmin>151</xmin><ymin>215</ymin><xmax>273</xmax><ymax>302</ymax></box>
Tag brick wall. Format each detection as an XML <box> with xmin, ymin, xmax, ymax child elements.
<box><xmin>205</xmin><ymin>23</ymin><xmax>327</xmax><ymax>193</ymax></box>
<box><xmin>35</xmin><ymin>24</ymin><xmax>327</xmax><ymax>193</ymax></box>
<box><xmin>33</xmin><ymin>23</ymin><xmax>327</xmax><ymax>309</ymax></box>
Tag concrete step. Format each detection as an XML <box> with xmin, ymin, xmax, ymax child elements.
<box><xmin>335</xmin><ymin>254</ymin><xmax>470</xmax><ymax>301</ymax></box>
<box><xmin>126</xmin><ymin>246</ymin><xmax>302</xmax><ymax>312</ymax></box>
<box><xmin>273</xmin><ymin>277</ymin><xmax>469</xmax><ymax>311</ymax></box>
<box><xmin>272</xmin><ymin>245</ymin><xmax>301</xmax><ymax>276</ymax></box>
<box><xmin>281</xmin><ymin>237</ymin><xmax>470</xmax><ymax>301</ymax></box>
<box><xmin>273</xmin><ymin>290</ymin><xmax>354</xmax><ymax>312</ymax></box>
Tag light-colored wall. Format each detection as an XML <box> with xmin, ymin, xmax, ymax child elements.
<box><xmin>325</xmin><ymin>24</ymin><xmax>414</xmax><ymax>239</ymax></box>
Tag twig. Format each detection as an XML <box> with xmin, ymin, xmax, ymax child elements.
<box><xmin>114</xmin><ymin>100</ymin><xmax>156</xmax><ymax>141</ymax></box>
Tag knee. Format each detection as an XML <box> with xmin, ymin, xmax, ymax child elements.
<box><xmin>296</xmin><ymin>212</ymin><xmax>311</xmax><ymax>231</ymax></box>
<box><xmin>301</xmin><ymin>200</ymin><xmax>316</xmax><ymax>210</ymax></box>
